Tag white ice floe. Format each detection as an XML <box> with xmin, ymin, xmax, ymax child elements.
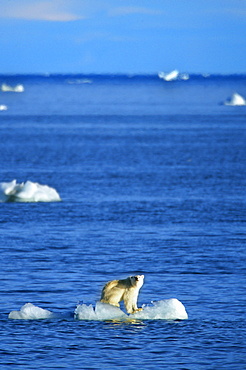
<box><xmin>1</xmin><ymin>83</ymin><xmax>24</xmax><ymax>92</ymax></box>
<box><xmin>0</xmin><ymin>180</ymin><xmax>61</xmax><ymax>202</ymax></box>
<box><xmin>158</xmin><ymin>70</ymin><xmax>179</xmax><ymax>81</ymax></box>
<box><xmin>74</xmin><ymin>302</ymin><xmax>128</xmax><ymax>321</ymax></box>
<box><xmin>224</xmin><ymin>92</ymin><xmax>246</xmax><ymax>106</ymax></box>
<box><xmin>8</xmin><ymin>299</ymin><xmax>188</xmax><ymax>321</ymax></box>
<box><xmin>179</xmin><ymin>73</ymin><xmax>189</xmax><ymax>80</ymax></box>
<box><xmin>67</xmin><ymin>79</ymin><xmax>92</xmax><ymax>84</ymax></box>
<box><xmin>8</xmin><ymin>303</ymin><xmax>54</xmax><ymax>320</ymax></box>
<box><xmin>158</xmin><ymin>70</ymin><xmax>189</xmax><ymax>82</ymax></box>
<box><xmin>75</xmin><ymin>299</ymin><xmax>188</xmax><ymax>321</ymax></box>
<box><xmin>131</xmin><ymin>299</ymin><xmax>188</xmax><ymax>320</ymax></box>
<box><xmin>0</xmin><ymin>104</ymin><xmax>7</xmax><ymax>111</ymax></box>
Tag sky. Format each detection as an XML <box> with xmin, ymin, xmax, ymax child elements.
<box><xmin>0</xmin><ymin>0</ymin><xmax>245</xmax><ymax>74</ymax></box>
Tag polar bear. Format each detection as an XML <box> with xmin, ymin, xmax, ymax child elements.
<box><xmin>100</xmin><ymin>275</ymin><xmax>144</xmax><ymax>314</ymax></box>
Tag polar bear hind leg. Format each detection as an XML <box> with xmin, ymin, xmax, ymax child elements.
<box><xmin>100</xmin><ymin>281</ymin><xmax>123</xmax><ymax>307</ymax></box>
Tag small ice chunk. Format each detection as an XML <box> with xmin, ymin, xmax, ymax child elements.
<box><xmin>224</xmin><ymin>93</ymin><xmax>246</xmax><ymax>106</ymax></box>
<box><xmin>0</xmin><ymin>180</ymin><xmax>61</xmax><ymax>202</ymax></box>
<box><xmin>1</xmin><ymin>83</ymin><xmax>24</xmax><ymax>92</ymax></box>
<box><xmin>8</xmin><ymin>303</ymin><xmax>54</xmax><ymax>320</ymax></box>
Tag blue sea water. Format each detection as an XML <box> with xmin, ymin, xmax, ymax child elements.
<box><xmin>0</xmin><ymin>73</ymin><xmax>246</xmax><ymax>369</ymax></box>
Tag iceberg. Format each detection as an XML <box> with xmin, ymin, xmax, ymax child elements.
<box><xmin>1</xmin><ymin>83</ymin><xmax>24</xmax><ymax>92</ymax></box>
<box><xmin>75</xmin><ymin>299</ymin><xmax>188</xmax><ymax>321</ymax></box>
<box><xmin>158</xmin><ymin>70</ymin><xmax>179</xmax><ymax>81</ymax></box>
<box><xmin>0</xmin><ymin>180</ymin><xmax>61</xmax><ymax>202</ymax></box>
<box><xmin>180</xmin><ymin>73</ymin><xmax>189</xmax><ymax>80</ymax></box>
<box><xmin>224</xmin><ymin>92</ymin><xmax>246</xmax><ymax>106</ymax></box>
<box><xmin>0</xmin><ymin>104</ymin><xmax>7</xmax><ymax>111</ymax></box>
<box><xmin>8</xmin><ymin>303</ymin><xmax>54</xmax><ymax>320</ymax></box>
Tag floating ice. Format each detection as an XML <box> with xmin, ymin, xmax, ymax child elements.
<box><xmin>75</xmin><ymin>302</ymin><xmax>128</xmax><ymax>321</ymax></box>
<box><xmin>1</xmin><ymin>83</ymin><xmax>24</xmax><ymax>92</ymax></box>
<box><xmin>131</xmin><ymin>299</ymin><xmax>188</xmax><ymax>320</ymax></box>
<box><xmin>224</xmin><ymin>93</ymin><xmax>246</xmax><ymax>106</ymax></box>
<box><xmin>8</xmin><ymin>303</ymin><xmax>54</xmax><ymax>320</ymax></box>
<box><xmin>0</xmin><ymin>180</ymin><xmax>61</xmax><ymax>202</ymax></box>
<box><xmin>158</xmin><ymin>70</ymin><xmax>189</xmax><ymax>82</ymax></box>
<box><xmin>180</xmin><ymin>73</ymin><xmax>189</xmax><ymax>81</ymax></box>
<box><xmin>8</xmin><ymin>299</ymin><xmax>188</xmax><ymax>321</ymax></box>
<box><xmin>0</xmin><ymin>104</ymin><xmax>7</xmax><ymax>111</ymax></box>
<box><xmin>67</xmin><ymin>78</ymin><xmax>92</xmax><ymax>84</ymax></box>
<box><xmin>75</xmin><ymin>299</ymin><xmax>188</xmax><ymax>321</ymax></box>
<box><xmin>158</xmin><ymin>70</ymin><xmax>179</xmax><ymax>81</ymax></box>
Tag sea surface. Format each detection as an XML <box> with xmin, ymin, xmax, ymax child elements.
<box><xmin>0</xmin><ymin>73</ymin><xmax>245</xmax><ymax>369</ymax></box>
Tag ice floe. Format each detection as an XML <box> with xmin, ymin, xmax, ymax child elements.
<box><xmin>130</xmin><ymin>299</ymin><xmax>188</xmax><ymax>320</ymax></box>
<box><xmin>0</xmin><ymin>104</ymin><xmax>7</xmax><ymax>111</ymax></box>
<box><xmin>224</xmin><ymin>92</ymin><xmax>246</xmax><ymax>106</ymax></box>
<box><xmin>0</xmin><ymin>180</ymin><xmax>61</xmax><ymax>202</ymax></box>
<box><xmin>8</xmin><ymin>299</ymin><xmax>188</xmax><ymax>321</ymax></box>
<box><xmin>8</xmin><ymin>303</ymin><xmax>54</xmax><ymax>320</ymax></box>
<box><xmin>158</xmin><ymin>70</ymin><xmax>179</xmax><ymax>81</ymax></box>
<box><xmin>179</xmin><ymin>73</ymin><xmax>189</xmax><ymax>80</ymax></box>
<box><xmin>75</xmin><ymin>299</ymin><xmax>188</xmax><ymax>321</ymax></box>
<box><xmin>1</xmin><ymin>83</ymin><xmax>24</xmax><ymax>92</ymax></box>
<box><xmin>74</xmin><ymin>302</ymin><xmax>128</xmax><ymax>321</ymax></box>
<box><xmin>67</xmin><ymin>78</ymin><xmax>92</xmax><ymax>84</ymax></box>
<box><xmin>158</xmin><ymin>70</ymin><xmax>189</xmax><ymax>82</ymax></box>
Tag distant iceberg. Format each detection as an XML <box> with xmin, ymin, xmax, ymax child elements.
<box><xmin>67</xmin><ymin>78</ymin><xmax>92</xmax><ymax>84</ymax></box>
<box><xmin>158</xmin><ymin>70</ymin><xmax>189</xmax><ymax>82</ymax></box>
<box><xmin>1</xmin><ymin>83</ymin><xmax>24</xmax><ymax>92</ymax></box>
<box><xmin>0</xmin><ymin>104</ymin><xmax>7</xmax><ymax>111</ymax></box>
<box><xmin>179</xmin><ymin>73</ymin><xmax>189</xmax><ymax>80</ymax></box>
<box><xmin>0</xmin><ymin>180</ymin><xmax>61</xmax><ymax>202</ymax></box>
<box><xmin>224</xmin><ymin>92</ymin><xmax>246</xmax><ymax>106</ymax></box>
<box><xmin>158</xmin><ymin>70</ymin><xmax>179</xmax><ymax>81</ymax></box>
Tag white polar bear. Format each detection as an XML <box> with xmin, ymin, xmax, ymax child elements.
<box><xmin>100</xmin><ymin>275</ymin><xmax>144</xmax><ymax>314</ymax></box>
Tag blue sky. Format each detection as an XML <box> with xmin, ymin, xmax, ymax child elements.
<box><xmin>0</xmin><ymin>0</ymin><xmax>245</xmax><ymax>74</ymax></box>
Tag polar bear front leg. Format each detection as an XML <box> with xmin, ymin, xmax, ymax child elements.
<box><xmin>130</xmin><ymin>304</ymin><xmax>143</xmax><ymax>314</ymax></box>
<box><xmin>133</xmin><ymin>307</ymin><xmax>143</xmax><ymax>313</ymax></box>
<box><xmin>125</xmin><ymin>304</ymin><xmax>143</xmax><ymax>314</ymax></box>
<box><xmin>124</xmin><ymin>291</ymin><xmax>142</xmax><ymax>314</ymax></box>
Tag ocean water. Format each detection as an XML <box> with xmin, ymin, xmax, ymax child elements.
<box><xmin>0</xmin><ymin>73</ymin><xmax>246</xmax><ymax>369</ymax></box>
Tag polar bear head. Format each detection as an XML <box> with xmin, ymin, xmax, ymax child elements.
<box><xmin>129</xmin><ymin>275</ymin><xmax>144</xmax><ymax>288</ymax></box>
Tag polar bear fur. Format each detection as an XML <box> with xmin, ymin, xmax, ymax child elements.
<box><xmin>100</xmin><ymin>275</ymin><xmax>144</xmax><ymax>314</ymax></box>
